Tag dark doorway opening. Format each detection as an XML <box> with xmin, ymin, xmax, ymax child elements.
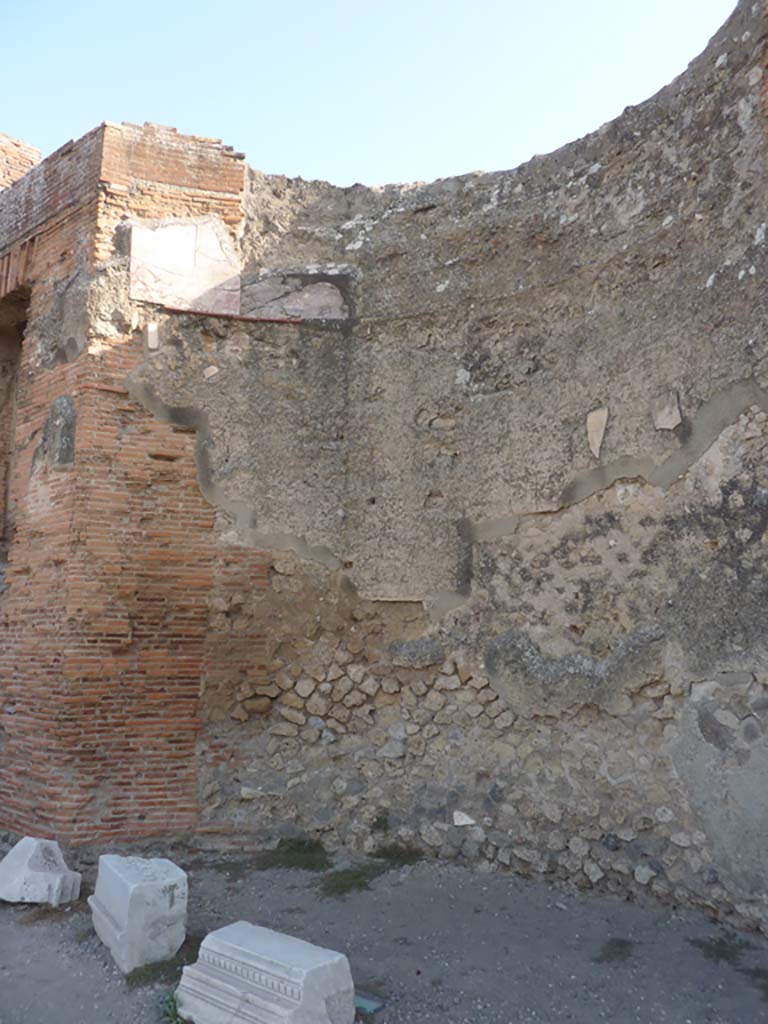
<box><xmin>0</xmin><ymin>290</ymin><xmax>27</xmax><ymax>576</ymax></box>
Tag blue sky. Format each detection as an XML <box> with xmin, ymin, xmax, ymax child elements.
<box><xmin>3</xmin><ymin>0</ymin><xmax>735</xmax><ymax>186</ymax></box>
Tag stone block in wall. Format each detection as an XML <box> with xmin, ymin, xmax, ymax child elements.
<box><xmin>129</xmin><ymin>217</ymin><xmax>240</xmax><ymax>315</ymax></box>
<box><xmin>0</xmin><ymin>837</ymin><xmax>81</xmax><ymax>906</ymax></box>
<box><xmin>175</xmin><ymin>920</ymin><xmax>355</xmax><ymax>1024</ymax></box>
<box><xmin>88</xmin><ymin>855</ymin><xmax>187</xmax><ymax>974</ymax></box>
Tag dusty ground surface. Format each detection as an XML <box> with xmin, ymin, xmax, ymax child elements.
<box><xmin>1</xmin><ymin>851</ymin><xmax>767</xmax><ymax>1024</ymax></box>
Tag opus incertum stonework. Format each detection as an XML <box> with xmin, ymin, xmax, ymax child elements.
<box><xmin>2</xmin><ymin>0</ymin><xmax>768</xmax><ymax>936</ymax></box>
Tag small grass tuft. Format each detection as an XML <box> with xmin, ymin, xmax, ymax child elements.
<box><xmin>254</xmin><ymin>837</ymin><xmax>331</xmax><ymax>872</ymax></box>
<box><xmin>126</xmin><ymin>933</ymin><xmax>203</xmax><ymax>990</ymax></box>
<box><xmin>371</xmin><ymin>813</ymin><xmax>390</xmax><ymax>833</ymax></box>
<box><xmin>373</xmin><ymin>842</ymin><xmax>423</xmax><ymax>866</ymax></box>
<box><xmin>740</xmin><ymin>967</ymin><xmax>768</xmax><ymax>1004</ymax></box>
<box><xmin>689</xmin><ymin>931</ymin><xmax>768</xmax><ymax>1004</ymax></box>
<box><xmin>160</xmin><ymin>990</ymin><xmax>183</xmax><ymax>1024</ymax></box>
<box><xmin>594</xmin><ymin>937</ymin><xmax>635</xmax><ymax>964</ymax></box>
<box><xmin>319</xmin><ymin>861</ymin><xmax>388</xmax><ymax>898</ymax></box>
<box><xmin>688</xmin><ymin>933</ymin><xmax>754</xmax><ymax>967</ymax></box>
<box><xmin>74</xmin><ymin>923</ymin><xmax>94</xmax><ymax>944</ymax></box>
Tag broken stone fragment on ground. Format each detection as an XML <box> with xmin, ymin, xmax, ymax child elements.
<box><xmin>88</xmin><ymin>854</ymin><xmax>187</xmax><ymax>974</ymax></box>
<box><xmin>175</xmin><ymin>920</ymin><xmax>355</xmax><ymax>1024</ymax></box>
<box><xmin>0</xmin><ymin>836</ymin><xmax>81</xmax><ymax>907</ymax></box>
<box><xmin>453</xmin><ymin>811</ymin><xmax>476</xmax><ymax>826</ymax></box>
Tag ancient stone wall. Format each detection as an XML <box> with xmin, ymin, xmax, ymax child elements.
<box><xmin>126</xmin><ymin>0</ymin><xmax>768</xmax><ymax>931</ymax></box>
<box><xmin>0</xmin><ymin>133</ymin><xmax>40</xmax><ymax>191</ymax></box>
<box><xmin>2</xmin><ymin>0</ymin><xmax>768</xmax><ymax>935</ymax></box>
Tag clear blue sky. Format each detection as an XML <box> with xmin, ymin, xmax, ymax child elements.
<box><xmin>3</xmin><ymin>0</ymin><xmax>736</xmax><ymax>186</ymax></box>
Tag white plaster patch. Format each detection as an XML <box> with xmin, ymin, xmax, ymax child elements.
<box><xmin>129</xmin><ymin>218</ymin><xmax>240</xmax><ymax>315</ymax></box>
<box><xmin>587</xmin><ymin>407</ymin><xmax>609</xmax><ymax>459</ymax></box>
<box><xmin>651</xmin><ymin>391</ymin><xmax>682</xmax><ymax>431</ymax></box>
<box><xmin>142</xmin><ymin>321</ymin><xmax>160</xmax><ymax>351</ymax></box>
<box><xmin>737</xmin><ymin>96</ymin><xmax>755</xmax><ymax>133</ymax></box>
<box><xmin>482</xmin><ymin>185</ymin><xmax>501</xmax><ymax>212</ymax></box>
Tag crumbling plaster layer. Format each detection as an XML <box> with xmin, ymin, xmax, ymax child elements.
<box><xmin>119</xmin><ymin>0</ymin><xmax>768</xmax><ymax>929</ymax></box>
<box><xmin>130</xmin><ymin>1</ymin><xmax>768</xmax><ymax>603</ymax></box>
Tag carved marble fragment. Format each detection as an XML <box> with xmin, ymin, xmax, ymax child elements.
<box><xmin>175</xmin><ymin>920</ymin><xmax>355</xmax><ymax>1024</ymax></box>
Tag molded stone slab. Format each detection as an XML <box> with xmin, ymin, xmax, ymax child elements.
<box><xmin>175</xmin><ymin>920</ymin><xmax>355</xmax><ymax>1024</ymax></box>
<box><xmin>0</xmin><ymin>837</ymin><xmax>81</xmax><ymax>907</ymax></box>
<box><xmin>88</xmin><ymin>854</ymin><xmax>187</xmax><ymax>974</ymax></box>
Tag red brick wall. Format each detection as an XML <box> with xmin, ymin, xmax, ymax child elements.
<box><xmin>0</xmin><ymin>128</ymin><xmax>102</xmax><ymax>249</ymax></box>
<box><xmin>0</xmin><ymin>121</ymin><xmax>268</xmax><ymax>843</ymax></box>
<box><xmin>0</xmin><ymin>346</ymin><xmax>83</xmax><ymax>836</ymax></box>
<box><xmin>0</xmin><ymin>133</ymin><xmax>40</xmax><ymax>192</ymax></box>
<box><xmin>0</xmin><ymin>123</ymin><xmax>101</xmax><ymax>837</ymax></box>
<box><xmin>95</xmin><ymin>123</ymin><xmax>245</xmax><ymax>257</ymax></box>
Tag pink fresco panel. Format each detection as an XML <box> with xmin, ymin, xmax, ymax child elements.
<box><xmin>129</xmin><ymin>219</ymin><xmax>241</xmax><ymax>315</ymax></box>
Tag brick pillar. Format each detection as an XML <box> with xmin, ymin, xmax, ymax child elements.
<box><xmin>0</xmin><ymin>121</ymin><xmax>268</xmax><ymax>844</ymax></box>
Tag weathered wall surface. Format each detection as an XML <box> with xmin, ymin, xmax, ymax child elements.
<box><xmin>0</xmin><ymin>134</ymin><xmax>40</xmax><ymax>191</ymax></box>
<box><xmin>2</xmin><ymin>0</ymin><xmax>768</xmax><ymax>936</ymax></box>
<box><xmin>0</xmin><ymin>125</ymin><xmax>104</xmax><ymax>838</ymax></box>
<box><xmin>0</xmin><ymin>123</ymin><xmax>266</xmax><ymax>842</ymax></box>
<box><xmin>123</xmin><ymin>0</ymin><xmax>768</xmax><ymax>931</ymax></box>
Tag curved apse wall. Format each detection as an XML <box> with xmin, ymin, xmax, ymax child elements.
<box><xmin>128</xmin><ymin>0</ymin><xmax>768</xmax><ymax>930</ymax></box>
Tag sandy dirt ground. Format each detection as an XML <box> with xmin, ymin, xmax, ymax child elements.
<box><xmin>1</xmin><ymin>850</ymin><xmax>767</xmax><ymax>1024</ymax></box>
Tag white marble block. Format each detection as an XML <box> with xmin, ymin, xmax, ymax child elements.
<box><xmin>88</xmin><ymin>855</ymin><xmax>187</xmax><ymax>974</ymax></box>
<box><xmin>175</xmin><ymin>920</ymin><xmax>355</xmax><ymax>1024</ymax></box>
<box><xmin>0</xmin><ymin>836</ymin><xmax>81</xmax><ymax>906</ymax></box>
<box><xmin>129</xmin><ymin>218</ymin><xmax>241</xmax><ymax>315</ymax></box>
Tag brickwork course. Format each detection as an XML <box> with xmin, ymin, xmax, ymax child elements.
<box><xmin>2</xmin><ymin>0</ymin><xmax>768</xmax><ymax>935</ymax></box>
